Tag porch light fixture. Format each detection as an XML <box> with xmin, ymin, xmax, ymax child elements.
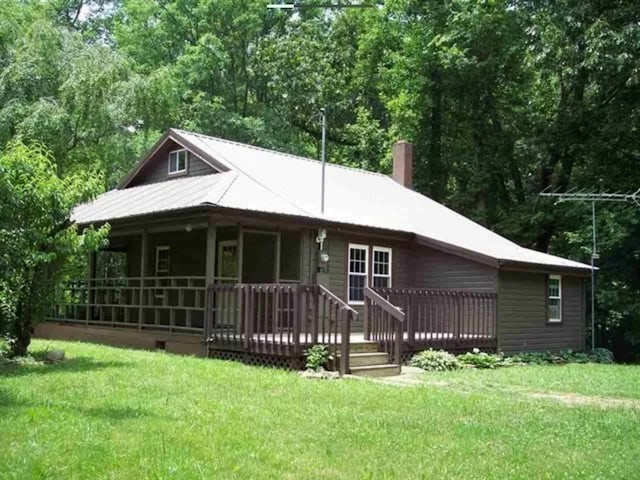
<box><xmin>316</xmin><ymin>229</ymin><xmax>327</xmax><ymax>250</ymax></box>
<box><xmin>185</xmin><ymin>224</ymin><xmax>193</xmax><ymax>233</ymax></box>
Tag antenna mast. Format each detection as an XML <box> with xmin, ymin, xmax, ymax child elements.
<box><xmin>539</xmin><ymin>188</ymin><xmax>640</xmax><ymax>350</ymax></box>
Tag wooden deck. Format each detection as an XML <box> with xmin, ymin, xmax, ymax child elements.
<box><xmin>46</xmin><ymin>279</ymin><xmax>498</xmax><ymax>373</ymax></box>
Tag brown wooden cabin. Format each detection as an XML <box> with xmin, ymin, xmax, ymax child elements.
<box><xmin>39</xmin><ymin>129</ymin><xmax>591</xmax><ymax>377</ymax></box>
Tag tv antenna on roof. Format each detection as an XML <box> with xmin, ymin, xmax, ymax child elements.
<box><xmin>539</xmin><ymin>187</ymin><xmax>640</xmax><ymax>350</ymax></box>
<box><xmin>267</xmin><ymin>1</ymin><xmax>377</xmax><ymax>9</ymax></box>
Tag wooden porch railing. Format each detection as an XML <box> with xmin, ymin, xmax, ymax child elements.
<box><xmin>372</xmin><ymin>287</ymin><xmax>497</xmax><ymax>349</ymax></box>
<box><xmin>48</xmin><ymin>277</ymin><xmax>206</xmax><ymax>333</ymax></box>
<box><xmin>206</xmin><ymin>283</ymin><xmax>358</xmax><ymax>375</ymax></box>
<box><xmin>363</xmin><ymin>287</ymin><xmax>405</xmax><ymax>365</ymax></box>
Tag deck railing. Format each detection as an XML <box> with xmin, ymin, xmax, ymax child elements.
<box><xmin>363</xmin><ymin>287</ymin><xmax>405</xmax><ymax>365</ymax></box>
<box><xmin>48</xmin><ymin>277</ymin><xmax>207</xmax><ymax>333</ymax></box>
<box><xmin>372</xmin><ymin>287</ymin><xmax>497</xmax><ymax>349</ymax></box>
<box><xmin>206</xmin><ymin>283</ymin><xmax>357</xmax><ymax>375</ymax></box>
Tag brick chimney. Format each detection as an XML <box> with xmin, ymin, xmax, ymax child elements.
<box><xmin>392</xmin><ymin>140</ymin><xmax>413</xmax><ymax>189</ymax></box>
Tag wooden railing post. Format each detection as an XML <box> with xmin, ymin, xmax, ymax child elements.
<box><xmin>395</xmin><ymin>315</ymin><xmax>402</xmax><ymax>365</ymax></box>
<box><xmin>293</xmin><ymin>285</ymin><xmax>301</xmax><ymax>354</ymax></box>
<box><xmin>340</xmin><ymin>309</ymin><xmax>350</xmax><ymax>376</ymax></box>
<box><xmin>363</xmin><ymin>296</ymin><xmax>370</xmax><ymax>340</ymax></box>
<box><xmin>407</xmin><ymin>291</ymin><xmax>415</xmax><ymax>348</ymax></box>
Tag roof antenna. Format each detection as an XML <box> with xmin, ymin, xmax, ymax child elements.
<box><xmin>320</xmin><ymin>107</ymin><xmax>327</xmax><ymax>215</ymax></box>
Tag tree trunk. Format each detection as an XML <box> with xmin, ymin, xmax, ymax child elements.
<box><xmin>10</xmin><ymin>299</ymin><xmax>32</xmax><ymax>357</ymax></box>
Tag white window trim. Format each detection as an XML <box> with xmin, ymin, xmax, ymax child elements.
<box><xmin>548</xmin><ymin>274</ymin><xmax>562</xmax><ymax>323</ymax></box>
<box><xmin>348</xmin><ymin>243</ymin><xmax>368</xmax><ymax>305</ymax></box>
<box><xmin>155</xmin><ymin>246</ymin><xmax>170</xmax><ymax>274</ymax></box>
<box><xmin>372</xmin><ymin>246</ymin><xmax>392</xmax><ymax>288</ymax></box>
<box><xmin>168</xmin><ymin>148</ymin><xmax>188</xmax><ymax>175</ymax></box>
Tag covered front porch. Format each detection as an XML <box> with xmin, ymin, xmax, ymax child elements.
<box><xmin>45</xmin><ymin>215</ymin><xmax>498</xmax><ymax>374</ymax></box>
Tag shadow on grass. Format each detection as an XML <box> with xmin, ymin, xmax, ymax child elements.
<box><xmin>0</xmin><ymin>356</ymin><xmax>130</xmax><ymax>378</ymax></box>
<box><xmin>0</xmin><ymin>387</ymin><xmax>152</xmax><ymax>422</ymax></box>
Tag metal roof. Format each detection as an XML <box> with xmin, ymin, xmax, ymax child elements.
<box><xmin>73</xmin><ymin>128</ymin><xmax>591</xmax><ymax>271</ymax></box>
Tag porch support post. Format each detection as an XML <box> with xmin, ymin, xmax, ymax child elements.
<box><xmin>204</xmin><ymin>219</ymin><xmax>217</xmax><ymax>342</ymax></box>
<box><xmin>138</xmin><ymin>229</ymin><xmax>148</xmax><ymax>330</ymax></box>
<box><xmin>238</xmin><ymin>226</ymin><xmax>244</xmax><ymax>283</ymax></box>
<box><xmin>275</xmin><ymin>231</ymin><xmax>281</xmax><ymax>283</ymax></box>
<box><xmin>86</xmin><ymin>252</ymin><xmax>96</xmax><ymax>325</ymax></box>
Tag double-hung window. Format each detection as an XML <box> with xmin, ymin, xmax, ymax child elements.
<box><xmin>168</xmin><ymin>149</ymin><xmax>188</xmax><ymax>175</ymax></box>
<box><xmin>372</xmin><ymin>247</ymin><xmax>392</xmax><ymax>288</ymax></box>
<box><xmin>547</xmin><ymin>274</ymin><xmax>562</xmax><ymax>322</ymax></box>
<box><xmin>348</xmin><ymin>244</ymin><xmax>368</xmax><ymax>305</ymax></box>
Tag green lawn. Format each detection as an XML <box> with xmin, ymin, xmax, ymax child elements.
<box><xmin>1</xmin><ymin>341</ymin><xmax>640</xmax><ymax>479</ymax></box>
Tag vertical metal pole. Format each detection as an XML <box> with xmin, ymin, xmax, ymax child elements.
<box><xmin>320</xmin><ymin>107</ymin><xmax>327</xmax><ymax>215</ymax></box>
<box><xmin>591</xmin><ymin>200</ymin><xmax>596</xmax><ymax>350</ymax></box>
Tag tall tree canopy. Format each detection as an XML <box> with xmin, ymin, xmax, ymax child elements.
<box><xmin>0</xmin><ymin>0</ymin><xmax>638</xmax><ymax>357</ymax></box>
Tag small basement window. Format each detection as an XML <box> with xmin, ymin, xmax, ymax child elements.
<box><xmin>547</xmin><ymin>274</ymin><xmax>562</xmax><ymax>323</ymax></box>
<box><xmin>348</xmin><ymin>244</ymin><xmax>368</xmax><ymax>305</ymax></box>
<box><xmin>372</xmin><ymin>246</ymin><xmax>392</xmax><ymax>288</ymax></box>
<box><xmin>168</xmin><ymin>149</ymin><xmax>188</xmax><ymax>175</ymax></box>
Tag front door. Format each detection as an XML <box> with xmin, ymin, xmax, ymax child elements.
<box><xmin>217</xmin><ymin>240</ymin><xmax>239</xmax><ymax>283</ymax></box>
<box><xmin>241</xmin><ymin>232</ymin><xmax>277</xmax><ymax>283</ymax></box>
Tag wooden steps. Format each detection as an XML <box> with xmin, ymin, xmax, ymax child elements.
<box><xmin>350</xmin><ymin>364</ymin><xmax>401</xmax><ymax>377</ymax></box>
<box><xmin>338</xmin><ymin>341</ymin><xmax>401</xmax><ymax>377</ymax></box>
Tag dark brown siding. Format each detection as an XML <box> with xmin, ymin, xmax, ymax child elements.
<box><xmin>498</xmin><ymin>271</ymin><xmax>585</xmax><ymax>353</ymax></box>
<box><xmin>128</xmin><ymin>139</ymin><xmax>216</xmax><ymax>187</ymax></box>
<box><xmin>322</xmin><ymin>231</ymin><xmax>412</xmax><ymax>329</ymax></box>
<box><xmin>414</xmin><ymin>245</ymin><xmax>498</xmax><ymax>292</ymax></box>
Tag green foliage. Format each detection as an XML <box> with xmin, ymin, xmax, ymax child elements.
<box><xmin>0</xmin><ymin>0</ymin><xmax>639</xmax><ymax>359</ymax></box>
<box><xmin>2</xmin><ymin>340</ymin><xmax>640</xmax><ymax>479</ymax></box>
<box><xmin>0</xmin><ymin>337</ymin><xmax>8</xmax><ymax>359</ymax></box>
<box><xmin>0</xmin><ymin>141</ymin><xmax>109</xmax><ymax>356</ymax></box>
<box><xmin>457</xmin><ymin>349</ymin><xmax>503</xmax><ymax>369</ymax></box>
<box><xmin>510</xmin><ymin>349</ymin><xmax>615</xmax><ymax>365</ymax></box>
<box><xmin>304</xmin><ymin>344</ymin><xmax>332</xmax><ymax>371</ymax></box>
<box><xmin>410</xmin><ymin>348</ymin><xmax>460</xmax><ymax>371</ymax></box>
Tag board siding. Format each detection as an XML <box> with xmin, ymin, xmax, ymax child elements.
<box><xmin>413</xmin><ymin>245</ymin><xmax>498</xmax><ymax>292</ymax></box>
<box><xmin>128</xmin><ymin>140</ymin><xmax>216</xmax><ymax>187</ymax></box>
<box><xmin>498</xmin><ymin>271</ymin><xmax>585</xmax><ymax>354</ymax></box>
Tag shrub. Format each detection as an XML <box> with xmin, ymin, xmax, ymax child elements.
<box><xmin>410</xmin><ymin>349</ymin><xmax>460</xmax><ymax>371</ymax></box>
<box><xmin>588</xmin><ymin>348</ymin><xmax>615</xmax><ymax>364</ymax></box>
<box><xmin>509</xmin><ymin>348</ymin><xmax>615</xmax><ymax>365</ymax></box>
<box><xmin>0</xmin><ymin>337</ymin><xmax>9</xmax><ymax>359</ymax></box>
<box><xmin>304</xmin><ymin>344</ymin><xmax>333</xmax><ymax>371</ymax></box>
<box><xmin>458</xmin><ymin>348</ymin><xmax>503</xmax><ymax>369</ymax></box>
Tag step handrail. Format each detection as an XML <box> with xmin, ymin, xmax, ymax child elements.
<box><xmin>364</xmin><ymin>287</ymin><xmax>405</xmax><ymax>322</ymax></box>
<box><xmin>319</xmin><ymin>284</ymin><xmax>357</xmax><ymax>375</ymax></box>
<box><xmin>364</xmin><ymin>287</ymin><xmax>404</xmax><ymax>365</ymax></box>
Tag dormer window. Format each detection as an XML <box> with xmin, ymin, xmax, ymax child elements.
<box><xmin>168</xmin><ymin>149</ymin><xmax>188</xmax><ymax>175</ymax></box>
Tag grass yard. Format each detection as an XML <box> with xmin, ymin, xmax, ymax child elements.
<box><xmin>2</xmin><ymin>340</ymin><xmax>640</xmax><ymax>479</ymax></box>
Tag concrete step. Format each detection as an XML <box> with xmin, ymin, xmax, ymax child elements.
<box><xmin>349</xmin><ymin>342</ymin><xmax>379</xmax><ymax>353</ymax></box>
<box><xmin>350</xmin><ymin>364</ymin><xmax>401</xmax><ymax>378</ymax></box>
<box><xmin>342</xmin><ymin>352</ymin><xmax>389</xmax><ymax>367</ymax></box>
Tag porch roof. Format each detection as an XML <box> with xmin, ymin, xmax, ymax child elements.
<box><xmin>73</xmin><ymin>128</ymin><xmax>591</xmax><ymax>272</ymax></box>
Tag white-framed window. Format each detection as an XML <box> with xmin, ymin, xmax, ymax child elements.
<box><xmin>547</xmin><ymin>274</ymin><xmax>562</xmax><ymax>322</ymax></box>
<box><xmin>168</xmin><ymin>149</ymin><xmax>188</xmax><ymax>175</ymax></box>
<box><xmin>372</xmin><ymin>246</ymin><xmax>392</xmax><ymax>288</ymax></box>
<box><xmin>348</xmin><ymin>244</ymin><xmax>368</xmax><ymax>305</ymax></box>
<box><xmin>155</xmin><ymin>246</ymin><xmax>170</xmax><ymax>274</ymax></box>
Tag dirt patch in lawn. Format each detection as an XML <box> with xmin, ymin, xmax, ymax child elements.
<box><xmin>357</xmin><ymin>367</ymin><xmax>640</xmax><ymax>410</ymax></box>
<box><xmin>525</xmin><ymin>392</ymin><xmax>640</xmax><ymax>410</ymax></box>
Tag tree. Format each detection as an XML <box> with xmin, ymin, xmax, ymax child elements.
<box><xmin>0</xmin><ymin>141</ymin><xmax>109</xmax><ymax>356</ymax></box>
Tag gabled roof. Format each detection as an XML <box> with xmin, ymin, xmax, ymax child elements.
<box><xmin>73</xmin><ymin>128</ymin><xmax>591</xmax><ymax>271</ymax></box>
